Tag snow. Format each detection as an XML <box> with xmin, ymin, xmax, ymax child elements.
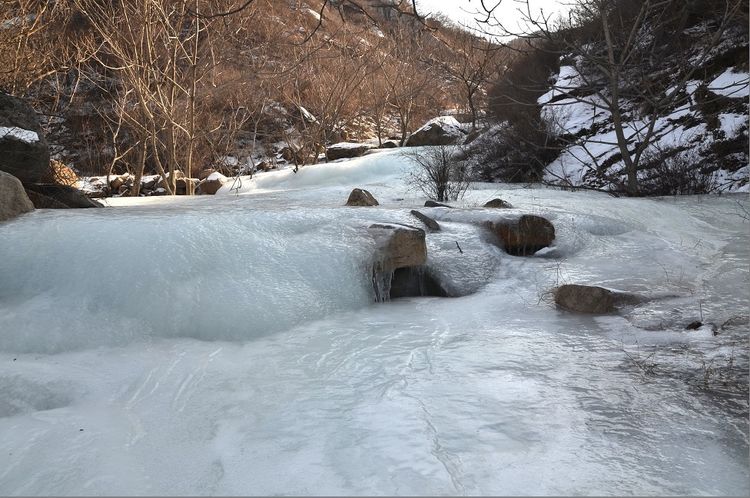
<box><xmin>412</xmin><ymin>115</ymin><xmax>465</xmax><ymax>137</ymax></box>
<box><xmin>0</xmin><ymin>125</ymin><xmax>39</xmax><ymax>144</ymax></box>
<box><xmin>0</xmin><ymin>149</ymin><xmax>748</xmax><ymax>495</ymax></box>
<box><xmin>206</xmin><ymin>171</ymin><xmax>228</xmax><ymax>182</ymax></box>
<box><xmin>718</xmin><ymin>113</ymin><xmax>748</xmax><ymax>139</ymax></box>
<box><xmin>538</xmin><ymin>65</ymin><xmax>587</xmax><ymax>105</ymax></box>
<box><xmin>708</xmin><ymin>68</ymin><xmax>750</xmax><ymax>98</ymax></box>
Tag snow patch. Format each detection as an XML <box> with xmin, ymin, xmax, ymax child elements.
<box><xmin>0</xmin><ymin>126</ymin><xmax>39</xmax><ymax>144</ymax></box>
<box><xmin>708</xmin><ymin>68</ymin><xmax>750</xmax><ymax>98</ymax></box>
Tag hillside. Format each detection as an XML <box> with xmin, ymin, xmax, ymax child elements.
<box><xmin>1</xmin><ymin>0</ymin><xmax>494</xmax><ymax>183</ymax></box>
<box><xmin>472</xmin><ymin>0</ymin><xmax>749</xmax><ymax>195</ymax></box>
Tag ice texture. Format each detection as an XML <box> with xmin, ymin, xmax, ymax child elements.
<box><xmin>0</xmin><ymin>149</ymin><xmax>747</xmax><ymax>495</ymax></box>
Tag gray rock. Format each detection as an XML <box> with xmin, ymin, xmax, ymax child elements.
<box><xmin>0</xmin><ymin>171</ymin><xmax>34</xmax><ymax>222</ymax></box>
<box><xmin>25</xmin><ymin>184</ymin><xmax>102</xmax><ymax>208</ymax></box>
<box><xmin>424</xmin><ymin>200</ymin><xmax>452</xmax><ymax>208</ymax></box>
<box><xmin>483</xmin><ymin>198</ymin><xmax>513</xmax><ymax>208</ymax></box>
<box><xmin>326</xmin><ymin>142</ymin><xmax>374</xmax><ymax>161</ymax></box>
<box><xmin>410</xmin><ymin>210</ymin><xmax>440</xmax><ymax>231</ymax></box>
<box><xmin>554</xmin><ymin>284</ymin><xmax>614</xmax><ymax>314</ymax></box>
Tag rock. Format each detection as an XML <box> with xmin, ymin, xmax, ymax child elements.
<box><xmin>198</xmin><ymin>172</ymin><xmax>228</xmax><ymax>195</ymax></box>
<box><xmin>424</xmin><ymin>200</ymin><xmax>452</xmax><ymax>208</ymax></box>
<box><xmin>175</xmin><ymin>177</ymin><xmax>199</xmax><ymax>195</ymax></box>
<box><xmin>110</xmin><ymin>175</ymin><xmax>125</xmax><ymax>191</ymax></box>
<box><xmin>686</xmin><ymin>321</ymin><xmax>703</xmax><ymax>330</ymax></box>
<box><xmin>24</xmin><ymin>184</ymin><xmax>102</xmax><ymax>208</ymax></box>
<box><xmin>484</xmin><ymin>198</ymin><xmax>513</xmax><ymax>208</ymax></box>
<box><xmin>24</xmin><ymin>189</ymin><xmax>69</xmax><ymax>209</ymax></box>
<box><xmin>0</xmin><ymin>94</ymin><xmax>50</xmax><ymax>184</ymax></box>
<box><xmin>485</xmin><ymin>214</ymin><xmax>555</xmax><ymax>256</ymax></box>
<box><xmin>326</xmin><ymin>142</ymin><xmax>375</xmax><ymax>161</ymax></box>
<box><xmin>346</xmin><ymin>188</ymin><xmax>379</xmax><ymax>206</ymax></box>
<box><xmin>198</xmin><ymin>168</ymin><xmax>216</xmax><ymax>180</ymax></box>
<box><xmin>554</xmin><ymin>284</ymin><xmax>614</xmax><ymax>314</ymax></box>
<box><xmin>368</xmin><ymin>223</ymin><xmax>427</xmax><ymax>271</ymax></box>
<box><xmin>405</xmin><ymin>116</ymin><xmax>465</xmax><ymax>147</ymax></box>
<box><xmin>159</xmin><ymin>171</ymin><xmax>185</xmax><ymax>190</ymax></box>
<box><xmin>410</xmin><ymin>210</ymin><xmax>440</xmax><ymax>231</ymax></box>
<box><xmin>141</xmin><ymin>176</ymin><xmax>159</xmax><ymax>191</ymax></box>
<box><xmin>0</xmin><ymin>171</ymin><xmax>34</xmax><ymax>222</ymax></box>
<box><xmin>390</xmin><ymin>266</ymin><xmax>448</xmax><ymax>298</ymax></box>
<box><xmin>43</xmin><ymin>160</ymin><xmax>78</xmax><ymax>187</ymax></box>
<box><xmin>379</xmin><ymin>140</ymin><xmax>399</xmax><ymax>149</ymax></box>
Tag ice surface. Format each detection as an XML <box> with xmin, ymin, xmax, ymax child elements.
<box><xmin>0</xmin><ymin>150</ymin><xmax>748</xmax><ymax>495</ymax></box>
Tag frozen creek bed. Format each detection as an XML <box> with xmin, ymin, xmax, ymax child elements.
<box><xmin>0</xmin><ymin>150</ymin><xmax>748</xmax><ymax>495</ymax></box>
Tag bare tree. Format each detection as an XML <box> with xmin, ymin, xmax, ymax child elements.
<box><xmin>480</xmin><ymin>0</ymin><xmax>744</xmax><ymax>195</ymax></box>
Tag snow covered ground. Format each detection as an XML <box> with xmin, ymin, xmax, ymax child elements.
<box><xmin>0</xmin><ymin>149</ymin><xmax>748</xmax><ymax>495</ymax></box>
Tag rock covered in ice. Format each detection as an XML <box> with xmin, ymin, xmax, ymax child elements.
<box><xmin>368</xmin><ymin>223</ymin><xmax>427</xmax><ymax>271</ymax></box>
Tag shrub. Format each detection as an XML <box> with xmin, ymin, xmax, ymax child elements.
<box><xmin>403</xmin><ymin>146</ymin><xmax>469</xmax><ymax>202</ymax></box>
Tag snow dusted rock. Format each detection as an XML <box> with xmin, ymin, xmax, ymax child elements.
<box><xmin>483</xmin><ymin>198</ymin><xmax>513</xmax><ymax>208</ymax></box>
<box><xmin>424</xmin><ymin>200</ymin><xmax>452</xmax><ymax>208</ymax></box>
<box><xmin>410</xmin><ymin>210</ymin><xmax>440</xmax><ymax>231</ymax></box>
<box><xmin>484</xmin><ymin>215</ymin><xmax>555</xmax><ymax>256</ymax></box>
<box><xmin>405</xmin><ymin>116</ymin><xmax>466</xmax><ymax>147</ymax></box>
<box><xmin>346</xmin><ymin>188</ymin><xmax>379</xmax><ymax>206</ymax></box>
<box><xmin>0</xmin><ymin>93</ymin><xmax>50</xmax><ymax>185</ymax></box>
<box><xmin>554</xmin><ymin>284</ymin><xmax>614</xmax><ymax>314</ymax></box>
<box><xmin>198</xmin><ymin>172</ymin><xmax>228</xmax><ymax>195</ymax></box>
<box><xmin>368</xmin><ymin>223</ymin><xmax>427</xmax><ymax>271</ymax></box>
<box><xmin>325</xmin><ymin>142</ymin><xmax>375</xmax><ymax>161</ymax></box>
<box><xmin>0</xmin><ymin>171</ymin><xmax>34</xmax><ymax>222</ymax></box>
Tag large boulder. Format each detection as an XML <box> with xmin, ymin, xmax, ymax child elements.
<box><xmin>554</xmin><ymin>284</ymin><xmax>614</xmax><ymax>314</ymax></box>
<box><xmin>326</xmin><ymin>142</ymin><xmax>375</xmax><ymax>161</ymax></box>
<box><xmin>198</xmin><ymin>172</ymin><xmax>228</xmax><ymax>195</ymax></box>
<box><xmin>405</xmin><ymin>116</ymin><xmax>466</xmax><ymax>147</ymax></box>
<box><xmin>485</xmin><ymin>215</ymin><xmax>555</xmax><ymax>256</ymax></box>
<box><xmin>0</xmin><ymin>171</ymin><xmax>34</xmax><ymax>222</ymax></box>
<box><xmin>346</xmin><ymin>188</ymin><xmax>379</xmax><ymax>206</ymax></box>
<box><xmin>25</xmin><ymin>184</ymin><xmax>102</xmax><ymax>209</ymax></box>
<box><xmin>0</xmin><ymin>93</ymin><xmax>50</xmax><ymax>184</ymax></box>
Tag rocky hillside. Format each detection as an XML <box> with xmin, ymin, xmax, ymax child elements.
<box><xmin>2</xmin><ymin>0</ymin><xmax>489</xmax><ymax>182</ymax></box>
<box><xmin>472</xmin><ymin>0</ymin><xmax>749</xmax><ymax>195</ymax></box>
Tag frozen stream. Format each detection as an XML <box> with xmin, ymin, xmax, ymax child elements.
<box><xmin>0</xmin><ymin>150</ymin><xmax>748</xmax><ymax>495</ymax></box>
